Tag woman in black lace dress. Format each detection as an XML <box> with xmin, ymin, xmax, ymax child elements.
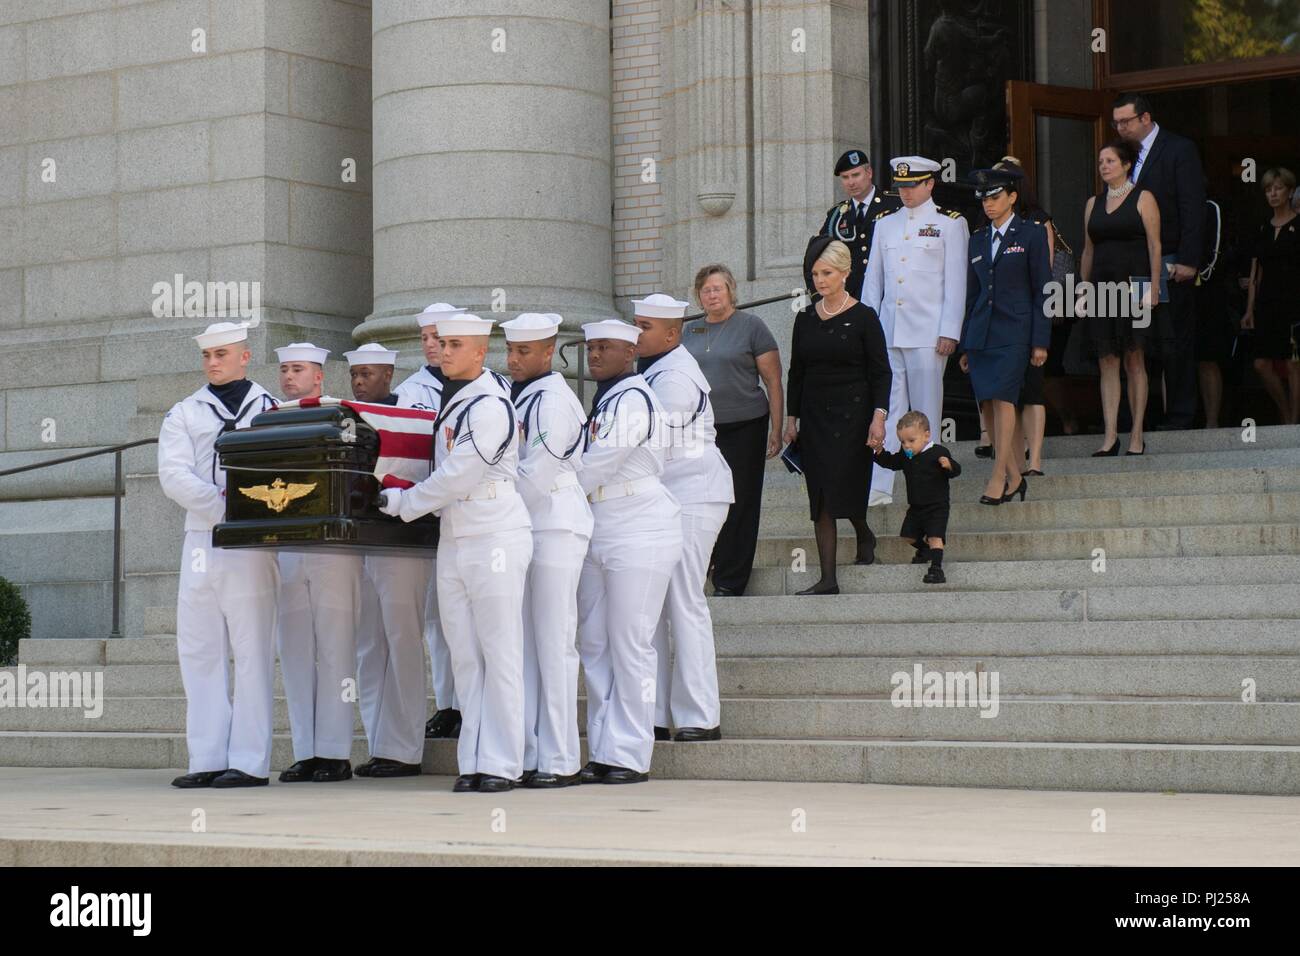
<box><xmin>1242</xmin><ymin>167</ymin><xmax>1300</xmax><ymax>424</ymax></box>
<box><xmin>1080</xmin><ymin>139</ymin><xmax>1162</xmax><ymax>456</ymax></box>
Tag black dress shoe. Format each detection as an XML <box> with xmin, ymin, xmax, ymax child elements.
<box><xmin>525</xmin><ymin>771</ymin><xmax>582</xmax><ymax>788</ymax></box>
<box><xmin>368</xmin><ymin>758</ymin><xmax>421</xmax><ymax>778</ymax></box>
<box><xmin>478</xmin><ymin>775</ymin><xmax>515</xmax><ymax>793</ymax></box>
<box><xmin>1001</xmin><ymin>475</ymin><xmax>1028</xmax><ymax>503</ymax></box>
<box><xmin>711</xmin><ymin>586</ymin><xmax>739</xmax><ymax>597</ymax></box>
<box><xmin>1126</xmin><ymin>442</ymin><xmax>1146</xmax><ymax>455</ymax></box>
<box><xmin>673</xmin><ymin>726</ymin><xmax>722</xmax><ymax>742</ymax></box>
<box><xmin>974</xmin><ymin>444</ymin><xmax>994</xmax><ymax>459</ymax></box>
<box><xmin>453</xmin><ymin>773</ymin><xmax>482</xmax><ymax>793</ymax></box>
<box><xmin>425</xmin><ymin>708</ymin><xmax>462</xmax><ymax>739</ymax></box>
<box><xmin>312</xmin><ymin>758</ymin><xmax>352</xmax><ymax>782</ymax></box>
<box><xmin>354</xmin><ymin>757</ymin><xmax>379</xmax><ymax>777</ymax></box>
<box><xmin>278</xmin><ymin>758</ymin><xmax>322</xmax><ymax>783</ymax></box>
<box><xmin>854</xmin><ymin>529</ymin><xmax>877</xmax><ymax>565</ymax></box>
<box><xmin>654</xmin><ymin>726</ymin><xmax>671</xmax><ymax>741</ymax></box>
<box><xmin>602</xmin><ymin>766</ymin><xmax>649</xmax><ymax>785</ymax></box>
<box><xmin>1092</xmin><ymin>440</ymin><xmax>1120</xmax><ymax>457</ymax></box>
<box><xmin>795</xmin><ymin>581</ymin><xmax>840</xmax><ymax>595</ymax></box>
<box><xmin>579</xmin><ymin>761</ymin><xmax>611</xmax><ymax>784</ymax></box>
<box><xmin>211</xmin><ymin>769</ymin><xmax>269</xmax><ymax>788</ymax></box>
<box><xmin>922</xmin><ymin>566</ymin><xmax>946</xmax><ymax>584</ymax></box>
<box><xmin>171</xmin><ymin>770</ymin><xmax>226</xmax><ymax>789</ymax></box>
<box><xmin>911</xmin><ymin>547</ymin><xmax>932</xmax><ymax>564</ymax></box>
<box><xmin>518</xmin><ymin>769</ymin><xmax>537</xmax><ymax>786</ymax></box>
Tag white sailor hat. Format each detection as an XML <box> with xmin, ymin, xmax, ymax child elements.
<box><xmin>343</xmin><ymin>342</ymin><xmax>398</xmax><ymax>366</ymax></box>
<box><xmin>582</xmin><ymin>319</ymin><xmax>641</xmax><ymax>344</ymax></box>
<box><xmin>436</xmin><ymin>314</ymin><xmax>496</xmax><ymax>337</ymax></box>
<box><xmin>194</xmin><ymin>321</ymin><xmax>251</xmax><ymax>349</ymax></box>
<box><xmin>417</xmin><ymin>302</ymin><xmax>468</xmax><ymax>328</ymax></box>
<box><xmin>501</xmin><ymin>313</ymin><xmax>561</xmax><ymax>342</ymax></box>
<box><xmin>274</xmin><ymin>341</ymin><xmax>329</xmax><ymax>365</ymax></box>
<box><xmin>890</xmin><ymin>156</ymin><xmax>941</xmax><ymax>183</ymax></box>
<box><xmin>631</xmin><ymin>293</ymin><xmax>691</xmax><ymax>320</ymax></box>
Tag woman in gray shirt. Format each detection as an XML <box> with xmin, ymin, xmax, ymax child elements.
<box><xmin>682</xmin><ymin>264</ymin><xmax>784</xmax><ymax>596</ymax></box>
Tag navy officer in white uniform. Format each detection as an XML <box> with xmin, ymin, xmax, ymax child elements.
<box><xmin>273</xmin><ymin>342</ymin><xmax>361</xmax><ymax>783</ymax></box>
<box><xmin>501</xmin><ymin>312</ymin><xmax>593</xmax><ymax>787</ymax></box>
<box><xmin>159</xmin><ymin>321</ymin><xmax>278</xmax><ymax>788</ymax></box>
<box><xmin>576</xmin><ymin>319</ymin><xmax>683</xmax><ymax>785</ymax></box>
<box><xmin>862</xmin><ymin>156</ymin><xmax>969</xmax><ymax>506</ymax></box>
<box><xmin>381</xmin><ymin>314</ymin><xmax>533</xmax><ymax>794</ymax></box>
<box><xmin>632</xmin><ymin>294</ymin><xmax>733</xmax><ymax>742</ymax></box>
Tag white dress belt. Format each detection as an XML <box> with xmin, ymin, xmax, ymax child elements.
<box><xmin>587</xmin><ymin>474</ymin><xmax>658</xmax><ymax>503</ymax></box>
<box><xmin>460</xmin><ymin>479</ymin><xmax>515</xmax><ymax>501</ymax></box>
<box><xmin>550</xmin><ymin>471</ymin><xmax>580</xmax><ymax>493</ymax></box>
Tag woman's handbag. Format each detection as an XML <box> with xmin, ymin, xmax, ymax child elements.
<box><xmin>1050</xmin><ymin>232</ymin><xmax>1077</xmax><ymax>325</ymax></box>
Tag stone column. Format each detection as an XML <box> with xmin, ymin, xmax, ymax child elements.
<box><xmin>358</xmin><ymin>1</ymin><xmax>615</xmax><ymax>354</ymax></box>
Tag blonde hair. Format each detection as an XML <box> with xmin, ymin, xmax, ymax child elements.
<box><xmin>1262</xmin><ymin>167</ymin><xmax>1297</xmax><ymax>191</ymax></box>
<box><xmin>693</xmin><ymin>263</ymin><xmax>738</xmax><ymax>306</ymax></box>
<box><xmin>816</xmin><ymin>240</ymin><xmax>852</xmax><ymax>274</ymax></box>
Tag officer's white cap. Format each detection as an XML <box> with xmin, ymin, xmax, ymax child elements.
<box><xmin>631</xmin><ymin>293</ymin><xmax>690</xmax><ymax>320</ymax></box>
<box><xmin>501</xmin><ymin>313</ymin><xmax>561</xmax><ymax>342</ymax></box>
<box><xmin>582</xmin><ymin>319</ymin><xmax>641</xmax><ymax>344</ymax></box>
<box><xmin>436</xmin><ymin>314</ymin><xmax>496</xmax><ymax>337</ymax></box>
<box><xmin>417</xmin><ymin>302</ymin><xmax>468</xmax><ymax>328</ymax></box>
<box><xmin>343</xmin><ymin>342</ymin><xmax>398</xmax><ymax>366</ymax></box>
<box><xmin>275</xmin><ymin>342</ymin><xmax>329</xmax><ymax>365</ymax></box>
<box><xmin>194</xmin><ymin>321</ymin><xmax>250</xmax><ymax>349</ymax></box>
<box><xmin>890</xmin><ymin>156</ymin><xmax>941</xmax><ymax>183</ymax></box>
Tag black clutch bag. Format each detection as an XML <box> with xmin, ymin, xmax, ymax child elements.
<box><xmin>780</xmin><ymin>440</ymin><xmax>804</xmax><ymax>475</ymax></box>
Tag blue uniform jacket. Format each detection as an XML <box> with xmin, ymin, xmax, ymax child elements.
<box><xmin>960</xmin><ymin>214</ymin><xmax>1052</xmax><ymax>353</ymax></box>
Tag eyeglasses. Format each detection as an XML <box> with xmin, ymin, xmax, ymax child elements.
<box><xmin>1111</xmin><ymin>115</ymin><xmax>1141</xmax><ymax>129</ymax></box>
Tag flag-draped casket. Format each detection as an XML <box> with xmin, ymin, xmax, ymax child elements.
<box><xmin>212</xmin><ymin>398</ymin><xmax>439</xmax><ymax>553</ymax></box>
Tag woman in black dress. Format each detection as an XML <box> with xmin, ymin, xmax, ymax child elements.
<box><xmin>1080</xmin><ymin>139</ymin><xmax>1163</xmax><ymax>456</ymax></box>
<box><xmin>782</xmin><ymin>238</ymin><xmax>892</xmax><ymax>595</ymax></box>
<box><xmin>1242</xmin><ymin>167</ymin><xmax>1300</xmax><ymax>424</ymax></box>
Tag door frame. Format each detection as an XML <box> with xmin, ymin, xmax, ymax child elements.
<box><xmin>1005</xmin><ymin>81</ymin><xmax>1115</xmax><ymax>197</ymax></box>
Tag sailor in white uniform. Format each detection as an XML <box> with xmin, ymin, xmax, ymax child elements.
<box><xmin>159</xmin><ymin>321</ymin><xmax>279</xmax><ymax>788</ymax></box>
<box><xmin>381</xmin><ymin>315</ymin><xmax>533</xmax><ymax>794</ymax></box>
<box><xmin>272</xmin><ymin>342</ymin><xmax>361</xmax><ymax>783</ymax></box>
<box><xmin>862</xmin><ymin>156</ymin><xmax>969</xmax><ymax>505</ymax></box>
<box><xmin>501</xmin><ymin>313</ymin><xmax>592</xmax><ymax>787</ymax></box>
<box><xmin>347</xmin><ymin>342</ymin><xmax>432</xmax><ymax>779</ymax></box>
<box><xmin>632</xmin><ymin>294</ymin><xmax>734</xmax><ymax>742</ymax></box>
<box><xmin>575</xmin><ymin>319</ymin><xmax>683</xmax><ymax>785</ymax></box>
<box><xmin>394</xmin><ymin>302</ymin><xmax>463</xmax><ymax>740</ymax></box>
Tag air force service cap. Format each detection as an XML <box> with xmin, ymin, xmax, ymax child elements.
<box><xmin>970</xmin><ymin>166</ymin><xmax>1024</xmax><ymax>199</ymax></box>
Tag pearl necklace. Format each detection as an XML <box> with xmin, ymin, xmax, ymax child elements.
<box><xmin>819</xmin><ymin>291</ymin><xmax>850</xmax><ymax>318</ymax></box>
<box><xmin>1106</xmin><ymin>180</ymin><xmax>1134</xmax><ymax>200</ymax></box>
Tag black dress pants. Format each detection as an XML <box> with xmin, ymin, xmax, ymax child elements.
<box><xmin>710</xmin><ymin>413</ymin><xmax>769</xmax><ymax>595</ymax></box>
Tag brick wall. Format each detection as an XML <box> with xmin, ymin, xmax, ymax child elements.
<box><xmin>610</xmin><ymin>0</ymin><xmax>664</xmax><ymax>302</ymax></box>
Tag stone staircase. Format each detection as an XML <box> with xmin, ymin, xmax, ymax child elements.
<box><xmin>2</xmin><ymin>425</ymin><xmax>1299</xmax><ymax>794</ymax></box>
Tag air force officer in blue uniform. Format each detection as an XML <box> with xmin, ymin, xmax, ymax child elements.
<box><xmin>959</xmin><ymin>167</ymin><xmax>1051</xmax><ymax>506</ymax></box>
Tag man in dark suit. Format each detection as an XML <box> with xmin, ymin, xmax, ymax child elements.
<box><xmin>806</xmin><ymin>148</ymin><xmax>902</xmax><ymax>300</ymax></box>
<box><xmin>1113</xmin><ymin>92</ymin><xmax>1205</xmax><ymax>430</ymax></box>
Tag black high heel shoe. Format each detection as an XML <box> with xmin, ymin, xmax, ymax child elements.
<box><xmin>1001</xmin><ymin>475</ymin><xmax>1028</xmax><ymax>503</ymax></box>
<box><xmin>796</xmin><ymin>581</ymin><xmax>840</xmax><ymax>596</ymax></box>
<box><xmin>974</xmin><ymin>444</ymin><xmax>994</xmax><ymax>459</ymax></box>
<box><xmin>979</xmin><ymin>482</ymin><xmax>1008</xmax><ymax>506</ymax></box>
<box><xmin>1126</xmin><ymin>442</ymin><xmax>1146</xmax><ymax>456</ymax></box>
<box><xmin>1091</xmin><ymin>440</ymin><xmax>1120</xmax><ymax>457</ymax></box>
<box><xmin>854</xmin><ymin>529</ymin><xmax>877</xmax><ymax>565</ymax></box>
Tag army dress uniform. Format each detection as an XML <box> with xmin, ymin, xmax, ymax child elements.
<box><xmin>862</xmin><ymin>156</ymin><xmax>969</xmax><ymax>505</ymax></box>
<box><xmin>808</xmin><ymin>149</ymin><xmax>902</xmax><ymax>301</ymax></box>
<box><xmin>159</xmin><ymin>322</ymin><xmax>279</xmax><ymax>787</ymax></box>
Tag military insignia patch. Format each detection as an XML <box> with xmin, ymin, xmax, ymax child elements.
<box><xmin>918</xmin><ymin>225</ymin><xmax>941</xmax><ymax>238</ymax></box>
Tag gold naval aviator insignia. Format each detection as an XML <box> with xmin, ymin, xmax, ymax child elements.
<box><xmin>240</xmin><ymin>477</ymin><xmax>316</xmax><ymax>513</ymax></box>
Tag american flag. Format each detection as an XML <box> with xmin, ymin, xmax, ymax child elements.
<box><xmin>282</xmin><ymin>396</ymin><xmax>436</xmax><ymax>490</ymax></box>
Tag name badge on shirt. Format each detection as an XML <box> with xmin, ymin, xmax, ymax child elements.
<box><xmin>970</xmin><ymin>255</ymin><xmax>983</xmax><ymax>263</ymax></box>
